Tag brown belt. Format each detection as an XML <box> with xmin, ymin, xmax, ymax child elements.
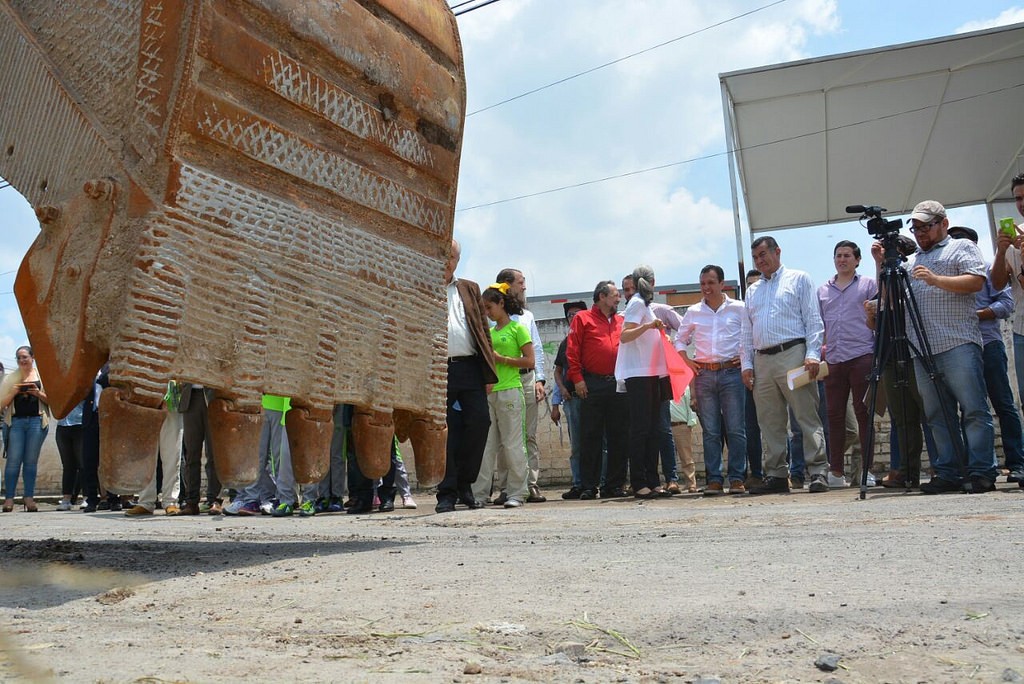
<box><xmin>694</xmin><ymin>358</ymin><xmax>741</xmax><ymax>371</ymax></box>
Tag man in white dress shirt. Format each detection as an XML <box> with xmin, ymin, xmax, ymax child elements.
<box><xmin>741</xmin><ymin>237</ymin><xmax>829</xmax><ymax>494</ymax></box>
<box><xmin>677</xmin><ymin>265</ymin><xmax>748</xmax><ymax>495</ymax></box>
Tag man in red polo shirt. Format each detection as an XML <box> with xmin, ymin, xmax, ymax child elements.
<box><xmin>566</xmin><ymin>280</ymin><xmax>629</xmax><ymax>500</ymax></box>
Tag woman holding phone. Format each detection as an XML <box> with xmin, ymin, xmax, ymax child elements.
<box><xmin>0</xmin><ymin>346</ymin><xmax>50</xmax><ymax>512</ymax></box>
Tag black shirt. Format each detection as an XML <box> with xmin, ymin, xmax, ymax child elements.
<box><xmin>12</xmin><ymin>380</ymin><xmax>41</xmax><ymax>417</ymax></box>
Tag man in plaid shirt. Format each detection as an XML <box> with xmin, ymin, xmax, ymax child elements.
<box><xmin>872</xmin><ymin>200</ymin><xmax>998</xmax><ymax>494</ymax></box>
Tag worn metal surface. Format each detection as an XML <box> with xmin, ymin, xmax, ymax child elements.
<box><xmin>0</xmin><ymin>0</ymin><xmax>464</xmax><ymax>490</ymax></box>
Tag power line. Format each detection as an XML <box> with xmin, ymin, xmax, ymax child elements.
<box><xmin>454</xmin><ymin>0</ymin><xmax>503</xmax><ymax>18</ymax></box>
<box><xmin>455</xmin><ymin>81</ymin><xmax>1024</xmax><ymax>212</ymax></box>
<box><xmin>467</xmin><ymin>0</ymin><xmax>788</xmax><ymax>117</ymax></box>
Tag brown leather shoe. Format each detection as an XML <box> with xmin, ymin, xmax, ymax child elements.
<box><xmin>208</xmin><ymin>500</ymin><xmax>224</xmax><ymax>515</ymax></box>
<box><xmin>171</xmin><ymin>502</ymin><xmax>200</xmax><ymax>516</ymax></box>
<box><xmin>728</xmin><ymin>480</ymin><xmax>746</xmax><ymax>494</ymax></box>
<box><xmin>703</xmin><ymin>482</ymin><xmax>724</xmax><ymax>496</ymax></box>
<box><xmin>881</xmin><ymin>470</ymin><xmax>905</xmax><ymax>488</ymax></box>
<box><xmin>744</xmin><ymin>475</ymin><xmax>763</xmax><ymax>490</ymax></box>
<box><xmin>163</xmin><ymin>504</ymin><xmax>180</xmax><ymax>516</ymax></box>
<box><xmin>665</xmin><ymin>482</ymin><xmax>682</xmax><ymax>495</ymax></box>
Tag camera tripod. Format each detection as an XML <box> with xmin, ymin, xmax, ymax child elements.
<box><xmin>859</xmin><ymin>233</ymin><xmax>969</xmax><ymax>500</ymax></box>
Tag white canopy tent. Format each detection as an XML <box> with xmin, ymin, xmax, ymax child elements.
<box><xmin>720</xmin><ymin>22</ymin><xmax>1024</xmax><ymax>278</ymax></box>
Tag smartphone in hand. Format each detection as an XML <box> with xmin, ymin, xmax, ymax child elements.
<box><xmin>1000</xmin><ymin>217</ymin><xmax>1017</xmax><ymax>238</ymax></box>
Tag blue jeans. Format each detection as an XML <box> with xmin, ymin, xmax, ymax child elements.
<box><xmin>744</xmin><ymin>388</ymin><xmax>763</xmax><ymax>478</ymax></box>
<box><xmin>4</xmin><ymin>416</ymin><xmax>48</xmax><ymax>499</ymax></box>
<box><xmin>983</xmin><ymin>340</ymin><xmax>1024</xmax><ymax>472</ymax></box>
<box><xmin>914</xmin><ymin>344</ymin><xmax>997</xmax><ymax>482</ymax></box>
<box><xmin>1014</xmin><ymin>332</ymin><xmax>1024</xmax><ymax>406</ymax></box>
<box><xmin>694</xmin><ymin>367</ymin><xmax>747</xmax><ymax>484</ymax></box>
<box><xmin>562</xmin><ymin>396</ymin><xmax>582</xmax><ymax>488</ymax></box>
<box><xmin>788</xmin><ymin>382</ymin><xmax>828</xmax><ymax>479</ymax></box>
<box><xmin>658</xmin><ymin>401</ymin><xmax>678</xmax><ymax>483</ymax></box>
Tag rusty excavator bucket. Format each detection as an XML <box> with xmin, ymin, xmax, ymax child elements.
<box><xmin>0</xmin><ymin>0</ymin><xmax>462</xmax><ymax>492</ymax></box>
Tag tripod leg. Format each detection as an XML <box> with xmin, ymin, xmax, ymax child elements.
<box><xmin>861</xmin><ymin>269</ymin><xmax>900</xmax><ymax>499</ymax></box>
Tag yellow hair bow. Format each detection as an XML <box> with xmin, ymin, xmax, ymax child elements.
<box><xmin>488</xmin><ymin>282</ymin><xmax>510</xmax><ymax>295</ymax></box>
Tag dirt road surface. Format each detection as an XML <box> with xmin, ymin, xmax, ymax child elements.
<box><xmin>2</xmin><ymin>484</ymin><xmax>1023</xmax><ymax>683</ymax></box>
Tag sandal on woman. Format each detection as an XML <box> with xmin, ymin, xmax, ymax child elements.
<box><xmin>2</xmin><ymin>499</ymin><xmax>14</xmax><ymax>513</ymax></box>
<box><xmin>24</xmin><ymin>498</ymin><xmax>38</xmax><ymax>512</ymax></box>
<box><xmin>633</xmin><ymin>488</ymin><xmax>654</xmax><ymax>499</ymax></box>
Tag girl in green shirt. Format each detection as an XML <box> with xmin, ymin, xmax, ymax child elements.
<box><xmin>471</xmin><ymin>284</ymin><xmax>534</xmax><ymax>508</ymax></box>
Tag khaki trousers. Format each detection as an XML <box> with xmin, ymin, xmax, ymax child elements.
<box><xmin>752</xmin><ymin>344</ymin><xmax>827</xmax><ymax>478</ymax></box>
<box><xmin>670</xmin><ymin>423</ymin><xmax>696</xmax><ymax>489</ymax></box>
<box><xmin>473</xmin><ymin>387</ymin><xmax>529</xmax><ymax>504</ymax></box>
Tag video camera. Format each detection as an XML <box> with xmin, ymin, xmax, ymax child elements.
<box><xmin>846</xmin><ymin>204</ymin><xmax>903</xmax><ymax>238</ymax></box>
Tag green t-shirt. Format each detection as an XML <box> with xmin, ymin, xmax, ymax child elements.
<box><xmin>261</xmin><ymin>394</ymin><xmax>291</xmax><ymax>425</ymax></box>
<box><xmin>490</xmin><ymin>320</ymin><xmax>531</xmax><ymax>392</ymax></box>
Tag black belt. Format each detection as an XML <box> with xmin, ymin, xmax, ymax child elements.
<box><xmin>755</xmin><ymin>339</ymin><xmax>804</xmax><ymax>355</ymax></box>
<box><xmin>583</xmin><ymin>371</ymin><xmax>616</xmax><ymax>382</ymax></box>
<box><xmin>447</xmin><ymin>355</ymin><xmax>476</xmax><ymax>364</ymax></box>
<box><xmin>519</xmin><ymin>368</ymin><xmax>535</xmax><ymax>375</ymax></box>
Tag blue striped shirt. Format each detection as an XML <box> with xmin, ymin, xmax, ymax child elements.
<box><xmin>741</xmin><ymin>265</ymin><xmax>824</xmax><ymax>371</ymax></box>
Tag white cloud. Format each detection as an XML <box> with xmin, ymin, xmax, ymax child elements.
<box><xmin>956</xmin><ymin>7</ymin><xmax>1024</xmax><ymax>33</ymax></box>
<box><xmin>454</xmin><ymin>0</ymin><xmax>842</xmax><ymax>295</ymax></box>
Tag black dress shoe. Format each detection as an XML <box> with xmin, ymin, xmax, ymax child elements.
<box><xmin>600</xmin><ymin>488</ymin><xmax>628</xmax><ymax>498</ymax></box>
<box><xmin>434</xmin><ymin>499</ymin><xmax>456</xmax><ymax>513</ymax></box>
<box><xmin>747</xmin><ymin>476</ymin><xmax>790</xmax><ymax>495</ymax></box>
<box><xmin>378</xmin><ymin>499</ymin><xmax>395</xmax><ymax>512</ymax></box>
<box><xmin>579</xmin><ymin>489</ymin><xmax>597</xmax><ymax>500</ymax></box>
<box><xmin>457</xmin><ymin>489</ymin><xmax>478</xmax><ymax>507</ymax></box>
<box><xmin>561</xmin><ymin>487</ymin><xmax>582</xmax><ymax>500</ymax></box>
<box><xmin>346</xmin><ymin>499</ymin><xmax>374</xmax><ymax>514</ymax></box>
<box><xmin>465</xmin><ymin>498</ymin><xmax>485</xmax><ymax>509</ymax></box>
<box><xmin>920</xmin><ymin>477</ymin><xmax>962</xmax><ymax>494</ymax></box>
<box><xmin>967</xmin><ymin>475</ymin><xmax>995</xmax><ymax>493</ymax></box>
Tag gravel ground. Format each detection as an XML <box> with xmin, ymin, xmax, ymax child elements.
<box><xmin>1</xmin><ymin>483</ymin><xmax>1023</xmax><ymax>683</ymax></box>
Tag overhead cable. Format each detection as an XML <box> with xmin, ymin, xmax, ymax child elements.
<box><xmin>454</xmin><ymin>0</ymin><xmax>503</xmax><ymax>18</ymax></box>
<box><xmin>467</xmin><ymin>0</ymin><xmax>788</xmax><ymax>116</ymax></box>
<box><xmin>455</xmin><ymin>81</ymin><xmax>1024</xmax><ymax>212</ymax></box>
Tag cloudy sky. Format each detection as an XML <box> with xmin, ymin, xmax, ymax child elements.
<box><xmin>1</xmin><ymin>0</ymin><xmax>1024</xmax><ymax>368</ymax></box>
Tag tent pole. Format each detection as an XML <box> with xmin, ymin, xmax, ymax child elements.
<box><xmin>720</xmin><ymin>80</ymin><xmax>747</xmax><ymax>296</ymax></box>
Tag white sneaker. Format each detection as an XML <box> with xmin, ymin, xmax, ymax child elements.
<box><xmin>260</xmin><ymin>501</ymin><xmax>275</xmax><ymax>515</ymax></box>
<box><xmin>56</xmin><ymin>500</ymin><xmax>72</xmax><ymax>511</ymax></box>
<box><xmin>223</xmin><ymin>499</ymin><xmax>246</xmax><ymax>515</ymax></box>
<box><xmin>866</xmin><ymin>472</ymin><xmax>877</xmax><ymax>487</ymax></box>
<box><xmin>401</xmin><ymin>495</ymin><xmax>417</xmax><ymax>509</ymax></box>
<box><xmin>503</xmin><ymin>498</ymin><xmax>522</xmax><ymax>508</ymax></box>
<box><xmin>826</xmin><ymin>472</ymin><xmax>849</xmax><ymax>488</ymax></box>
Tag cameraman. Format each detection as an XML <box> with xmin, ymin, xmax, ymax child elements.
<box><xmin>871</xmin><ymin>201</ymin><xmax>997</xmax><ymax>493</ymax></box>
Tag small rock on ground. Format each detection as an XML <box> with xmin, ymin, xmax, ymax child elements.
<box><xmin>815</xmin><ymin>653</ymin><xmax>841</xmax><ymax>672</ymax></box>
